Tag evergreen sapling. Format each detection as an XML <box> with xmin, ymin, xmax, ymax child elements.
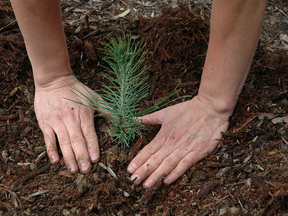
<box><xmin>68</xmin><ymin>35</ymin><xmax>182</xmax><ymax>148</ymax></box>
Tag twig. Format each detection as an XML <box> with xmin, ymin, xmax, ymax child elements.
<box><xmin>215</xmin><ymin>195</ymin><xmax>230</xmax><ymax>204</ymax></box>
<box><xmin>0</xmin><ymin>20</ymin><xmax>16</xmax><ymax>32</ymax></box>
<box><xmin>198</xmin><ymin>29</ymin><xmax>208</xmax><ymax>46</ymax></box>
<box><xmin>35</xmin><ymin>151</ymin><xmax>47</xmax><ymax>165</ymax></box>
<box><xmin>13</xmin><ymin>163</ymin><xmax>52</xmax><ymax>189</ymax></box>
<box><xmin>233</xmin><ymin>113</ymin><xmax>260</xmax><ymax>132</ymax></box>
<box><xmin>266</xmin><ymin>33</ymin><xmax>280</xmax><ymax>44</ymax></box>
<box><xmin>226</xmin><ymin>190</ymin><xmax>235</xmax><ymax>201</ymax></box>
<box><xmin>278</xmin><ymin>8</ymin><xmax>288</xmax><ymax>17</ymax></box>
<box><xmin>0</xmin><ymin>185</ymin><xmax>23</xmax><ymax>215</ymax></box>
<box><xmin>238</xmin><ymin>200</ymin><xmax>247</xmax><ymax>213</ymax></box>
<box><xmin>281</xmin><ymin>136</ymin><xmax>288</xmax><ymax>145</ymax></box>
<box><xmin>99</xmin><ymin>162</ymin><xmax>118</xmax><ymax>179</ymax></box>
<box><xmin>28</xmin><ymin>189</ymin><xmax>49</xmax><ymax>198</ymax></box>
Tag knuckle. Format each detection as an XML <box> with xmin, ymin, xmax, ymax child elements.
<box><xmin>65</xmin><ymin>156</ymin><xmax>76</xmax><ymax>163</ymax></box>
<box><xmin>163</xmin><ymin>157</ymin><xmax>175</xmax><ymax>167</ymax></box>
<box><xmin>76</xmin><ymin>154</ymin><xmax>86</xmax><ymax>163</ymax></box>
<box><xmin>181</xmin><ymin>159</ymin><xmax>191</xmax><ymax>165</ymax></box>
<box><xmin>43</xmin><ymin>132</ymin><xmax>54</xmax><ymax>143</ymax></box>
<box><xmin>169</xmin><ymin>168</ymin><xmax>180</xmax><ymax>177</ymax></box>
<box><xmin>59</xmin><ymin>137</ymin><xmax>71</xmax><ymax>147</ymax></box>
<box><xmin>70</xmin><ymin>134</ymin><xmax>85</xmax><ymax>144</ymax></box>
<box><xmin>84</xmin><ymin>130</ymin><xmax>97</xmax><ymax>140</ymax></box>
<box><xmin>150</xmin><ymin>154</ymin><xmax>162</xmax><ymax>165</ymax></box>
<box><xmin>81</xmin><ymin>107</ymin><xmax>92</xmax><ymax>118</ymax></box>
<box><xmin>144</xmin><ymin>144</ymin><xmax>156</xmax><ymax>155</ymax></box>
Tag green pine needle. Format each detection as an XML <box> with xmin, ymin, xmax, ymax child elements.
<box><xmin>68</xmin><ymin>35</ymin><xmax>186</xmax><ymax>148</ymax></box>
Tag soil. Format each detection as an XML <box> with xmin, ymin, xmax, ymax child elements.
<box><xmin>0</xmin><ymin>0</ymin><xmax>288</xmax><ymax>215</ymax></box>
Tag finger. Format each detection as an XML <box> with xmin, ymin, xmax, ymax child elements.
<box><xmin>65</xmin><ymin>115</ymin><xmax>91</xmax><ymax>174</ymax></box>
<box><xmin>54</xmin><ymin>122</ymin><xmax>79</xmax><ymax>173</ymax></box>
<box><xmin>141</xmin><ymin>144</ymin><xmax>190</xmax><ymax>188</ymax></box>
<box><xmin>139</xmin><ymin>108</ymin><xmax>165</xmax><ymax>125</ymax></box>
<box><xmin>41</xmin><ymin>124</ymin><xmax>59</xmax><ymax>164</ymax></box>
<box><xmin>127</xmin><ymin>130</ymin><xmax>168</xmax><ymax>174</ymax></box>
<box><xmin>80</xmin><ymin>108</ymin><xmax>100</xmax><ymax>163</ymax></box>
<box><xmin>163</xmin><ymin>150</ymin><xmax>208</xmax><ymax>185</ymax></box>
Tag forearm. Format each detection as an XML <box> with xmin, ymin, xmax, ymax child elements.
<box><xmin>10</xmin><ymin>0</ymin><xmax>71</xmax><ymax>88</ymax></box>
<box><xmin>198</xmin><ymin>0</ymin><xmax>267</xmax><ymax>113</ymax></box>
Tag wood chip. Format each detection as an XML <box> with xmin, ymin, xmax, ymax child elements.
<box><xmin>243</xmin><ymin>154</ymin><xmax>253</xmax><ymax>164</ymax></box>
<box><xmin>0</xmin><ymin>109</ymin><xmax>10</xmax><ymax>115</ymax></box>
<box><xmin>24</xmin><ymin>117</ymin><xmax>38</xmax><ymax>128</ymax></box>
<box><xmin>249</xmin><ymin>174</ymin><xmax>264</xmax><ymax>188</ymax></box>
<box><xmin>140</xmin><ymin>174</ymin><xmax>166</xmax><ymax>204</ymax></box>
<box><xmin>268</xmin><ymin>150</ymin><xmax>278</xmax><ymax>156</ymax></box>
<box><xmin>198</xmin><ymin>180</ymin><xmax>220</xmax><ymax>198</ymax></box>
<box><xmin>233</xmin><ymin>113</ymin><xmax>260</xmax><ymax>132</ymax></box>
<box><xmin>9</xmin><ymin>87</ymin><xmax>18</xmax><ymax>97</ymax></box>
<box><xmin>216</xmin><ymin>167</ymin><xmax>230</xmax><ymax>178</ymax></box>
<box><xmin>19</xmin><ymin>147</ymin><xmax>36</xmax><ymax>156</ymax></box>
<box><xmin>129</xmin><ymin>135</ymin><xmax>145</xmax><ymax>160</ymax></box>
<box><xmin>0</xmin><ymin>113</ymin><xmax>18</xmax><ymax>121</ymax></box>
<box><xmin>59</xmin><ymin>170</ymin><xmax>73</xmax><ymax>178</ymax></box>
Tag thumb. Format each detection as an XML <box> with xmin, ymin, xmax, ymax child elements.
<box><xmin>138</xmin><ymin>108</ymin><xmax>165</xmax><ymax>125</ymax></box>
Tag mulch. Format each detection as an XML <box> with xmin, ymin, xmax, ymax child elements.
<box><xmin>0</xmin><ymin>1</ymin><xmax>288</xmax><ymax>215</ymax></box>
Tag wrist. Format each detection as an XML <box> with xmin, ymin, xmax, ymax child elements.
<box><xmin>196</xmin><ymin>91</ymin><xmax>237</xmax><ymax>116</ymax></box>
<box><xmin>32</xmin><ymin>54</ymin><xmax>72</xmax><ymax>89</ymax></box>
<box><xmin>34</xmin><ymin>73</ymin><xmax>77</xmax><ymax>92</ymax></box>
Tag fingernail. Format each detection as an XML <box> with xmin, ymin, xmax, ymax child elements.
<box><xmin>164</xmin><ymin>176</ymin><xmax>172</xmax><ymax>185</ymax></box>
<box><xmin>144</xmin><ymin>179</ymin><xmax>154</xmax><ymax>188</ymax></box>
<box><xmin>51</xmin><ymin>155</ymin><xmax>56</xmax><ymax>163</ymax></box>
<box><xmin>81</xmin><ymin>163</ymin><xmax>90</xmax><ymax>173</ymax></box>
<box><xmin>69</xmin><ymin>164</ymin><xmax>78</xmax><ymax>173</ymax></box>
<box><xmin>131</xmin><ymin>174</ymin><xmax>140</xmax><ymax>185</ymax></box>
<box><xmin>91</xmin><ymin>153</ymin><xmax>99</xmax><ymax>162</ymax></box>
<box><xmin>127</xmin><ymin>163</ymin><xmax>138</xmax><ymax>173</ymax></box>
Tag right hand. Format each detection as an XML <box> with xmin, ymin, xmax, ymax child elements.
<box><xmin>34</xmin><ymin>75</ymin><xmax>100</xmax><ymax>173</ymax></box>
<box><xmin>128</xmin><ymin>96</ymin><xmax>232</xmax><ymax>188</ymax></box>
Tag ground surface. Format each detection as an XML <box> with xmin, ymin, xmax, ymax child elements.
<box><xmin>0</xmin><ymin>0</ymin><xmax>288</xmax><ymax>215</ymax></box>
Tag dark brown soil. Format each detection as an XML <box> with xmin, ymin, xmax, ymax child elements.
<box><xmin>1</xmin><ymin>1</ymin><xmax>288</xmax><ymax>215</ymax></box>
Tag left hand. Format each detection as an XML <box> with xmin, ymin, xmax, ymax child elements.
<box><xmin>127</xmin><ymin>96</ymin><xmax>231</xmax><ymax>188</ymax></box>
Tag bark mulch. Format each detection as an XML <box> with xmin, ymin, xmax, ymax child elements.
<box><xmin>0</xmin><ymin>2</ymin><xmax>288</xmax><ymax>215</ymax></box>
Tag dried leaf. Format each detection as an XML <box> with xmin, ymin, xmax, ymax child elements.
<box><xmin>271</xmin><ymin>117</ymin><xmax>285</xmax><ymax>124</ymax></box>
<box><xmin>111</xmin><ymin>8</ymin><xmax>130</xmax><ymax>19</ymax></box>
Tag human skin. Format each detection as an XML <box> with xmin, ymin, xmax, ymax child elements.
<box><xmin>10</xmin><ymin>0</ymin><xmax>99</xmax><ymax>174</ymax></box>
<box><xmin>127</xmin><ymin>0</ymin><xmax>267</xmax><ymax>188</ymax></box>
<box><xmin>10</xmin><ymin>0</ymin><xmax>267</xmax><ymax>187</ymax></box>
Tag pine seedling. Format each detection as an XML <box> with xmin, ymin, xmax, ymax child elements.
<box><xmin>67</xmin><ymin>35</ymin><xmax>182</xmax><ymax>148</ymax></box>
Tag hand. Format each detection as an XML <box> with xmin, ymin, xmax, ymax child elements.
<box><xmin>127</xmin><ymin>96</ymin><xmax>232</xmax><ymax>188</ymax></box>
<box><xmin>34</xmin><ymin>75</ymin><xmax>99</xmax><ymax>173</ymax></box>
